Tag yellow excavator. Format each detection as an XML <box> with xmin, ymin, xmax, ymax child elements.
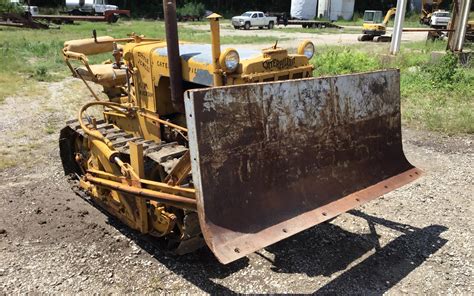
<box><xmin>358</xmin><ymin>8</ymin><xmax>397</xmax><ymax>42</ymax></box>
<box><xmin>468</xmin><ymin>21</ymin><xmax>474</xmax><ymax>42</ymax></box>
<box><xmin>420</xmin><ymin>0</ymin><xmax>444</xmax><ymax>25</ymax></box>
<box><xmin>59</xmin><ymin>1</ymin><xmax>420</xmax><ymax>264</ymax></box>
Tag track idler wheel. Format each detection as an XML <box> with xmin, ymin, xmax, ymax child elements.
<box><xmin>358</xmin><ymin>34</ymin><xmax>374</xmax><ymax>42</ymax></box>
<box><xmin>59</xmin><ymin>126</ymin><xmax>86</xmax><ymax>177</ymax></box>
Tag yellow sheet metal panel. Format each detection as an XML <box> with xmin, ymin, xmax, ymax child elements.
<box><xmin>129</xmin><ymin>42</ymin><xmax>165</xmax><ymax>112</ymax></box>
<box><xmin>151</xmin><ymin>43</ymin><xmax>312</xmax><ymax>87</ymax></box>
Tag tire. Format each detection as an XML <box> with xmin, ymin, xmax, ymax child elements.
<box><xmin>259</xmin><ymin>26</ymin><xmax>264</xmax><ymax>29</ymax></box>
<box><xmin>268</xmin><ymin>21</ymin><xmax>274</xmax><ymax>29</ymax></box>
<box><xmin>110</xmin><ymin>14</ymin><xmax>119</xmax><ymax>23</ymax></box>
<box><xmin>234</xmin><ymin>25</ymin><xmax>240</xmax><ymax>29</ymax></box>
<box><xmin>427</xmin><ymin>32</ymin><xmax>436</xmax><ymax>42</ymax></box>
<box><xmin>70</xmin><ymin>9</ymin><xmax>82</xmax><ymax>16</ymax></box>
<box><xmin>59</xmin><ymin>126</ymin><xmax>85</xmax><ymax>177</ymax></box>
<box><xmin>244</xmin><ymin>22</ymin><xmax>251</xmax><ymax>30</ymax></box>
<box><xmin>358</xmin><ymin>34</ymin><xmax>374</xmax><ymax>42</ymax></box>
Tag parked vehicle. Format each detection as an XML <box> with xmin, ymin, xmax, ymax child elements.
<box><xmin>65</xmin><ymin>0</ymin><xmax>118</xmax><ymax>16</ymax></box>
<box><xmin>9</xmin><ymin>0</ymin><xmax>39</xmax><ymax>16</ymax></box>
<box><xmin>358</xmin><ymin>8</ymin><xmax>396</xmax><ymax>42</ymax></box>
<box><xmin>420</xmin><ymin>0</ymin><xmax>444</xmax><ymax>26</ymax></box>
<box><xmin>1</xmin><ymin>0</ymin><xmax>46</xmax><ymax>29</ymax></box>
<box><xmin>24</xmin><ymin>5</ymin><xmax>38</xmax><ymax>16</ymax></box>
<box><xmin>232</xmin><ymin>11</ymin><xmax>277</xmax><ymax>30</ymax></box>
<box><xmin>430</xmin><ymin>10</ymin><xmax>450</xmax><ymax>28</ymax></box>
<box><xmin>267</xmin><ymin>10</ymin><xmax>342</xmax><ymax>29</ymax></box>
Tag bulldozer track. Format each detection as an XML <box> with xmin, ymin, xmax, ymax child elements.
<box><xmin>68</xmin><ymin>177</ymin><xmax>204</xmax><ymax>256</ymax></box>
<box><xmin>60</xmin><ymin>119</ymin><xmax>204</xmax><ymax>255</ymax></box>
<box><xmin>64</xmin><ymin>119</ymin><xmax>188</xmax><ymax>168</ymax></box>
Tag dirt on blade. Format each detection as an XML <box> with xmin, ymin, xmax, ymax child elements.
<box><xmin>0</xmin><ymin>79</ymin><xmax>472</xmax><ymax>294</ymax></box>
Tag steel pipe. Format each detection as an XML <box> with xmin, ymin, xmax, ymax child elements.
<box><xmin>390</xmin><ymin>0</ymin><xmax>408</xmax><ymax>55</ymax></box>
<box><xmin>86</xmin><ymin>168</ymin><xmax>196</xmax><ymax>197</ymax></box>
<box><xmin>453</xmin><ymin>0</ymin><xmax>472</xmax><ymax>51</ymax></box>
<box><xmin>78</xmin><ymin>101</ymin><xmax>127</xmax><ymax>148</ymax></box>
<box><xmin>139</xmin><ymin>111</ymin><xmax>188</xmax><ymax>133</ymax></box>
<box><xmin>163</xmin><ymin>0</ymin><xmax>185</xmax><ymax>113</ymax></box>
<box><xmin>85</xmin><ymin>175</ymin><xmax>197</xmax><ymax>210</ymax></box>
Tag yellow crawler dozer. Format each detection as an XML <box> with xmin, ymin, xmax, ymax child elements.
<box><xmin>59</xmin><ymin>1</ymin><xmax>421</xmax><ymax>264</ymax></box>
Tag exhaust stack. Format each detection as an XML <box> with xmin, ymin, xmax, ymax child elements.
<box><xmin>163</xmin><ymin>0</ymin><xmax>184</xmax><ymax>113</ymax></box>
<box><xmin>207</xmin><ymin>13</ymin><xmax>223</xmax><ymax>86</ymax></box>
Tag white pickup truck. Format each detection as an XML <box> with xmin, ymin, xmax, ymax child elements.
<box><xmin>232</xmin><ymin>11</ymin><xmax>277</xmax><ymax>30</ymax></box>
<box><xmin>65</xmin><ymin>0</ymin><xmax>119</xmax><ymax>16</ymax></box>
<box><xmin>430</xmin><ymin>10</ymin><xmax>451</xmax><ymax>28</ymax></box>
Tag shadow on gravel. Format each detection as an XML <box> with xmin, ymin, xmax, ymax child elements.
<box><xmin>106</xmin><ymin>208</ymin><xmax>447</xmax><ymax>294</ymax></box>
<box><xmin>262</xmin><ymin>210</ymin><xmax>447</xmax><ymax>295</ymax></box>
<box><xmin>261</xmin><ymin>221</ymin><xmax>378</xmax><ymax>277</ymax></box>
<box><xmin>110</xmin><ymin>220</ymin><xmax>248</xmax><ymax>295</ymax></box>
<box><xmin>313</xmin><ymin>213</ymin><xmax>448</xmax><ymax>295</ymax></box>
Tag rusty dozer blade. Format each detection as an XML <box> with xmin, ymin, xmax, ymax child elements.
<box><xmin>185</xmin><ymin>69</ymin><xmax>421</xmax><ymax>264</ymax></box>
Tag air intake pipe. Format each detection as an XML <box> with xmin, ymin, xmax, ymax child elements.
<box><xmin>163</xmin><ymin>0</ymin><xmax>184</xmax><ymax>113</ymax></box>
<box><xmin>207</xmin><ymin>13</ymin><xmax>223</xmax><ymax>86</ymax></box>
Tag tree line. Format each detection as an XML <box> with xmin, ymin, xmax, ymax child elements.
<box><xmin>27</xmin><ymin>0</ymin><xmax>455</xmax><ymax>19</ymax></box>
<box><xmin>26</xmin><ymin>0</ymin><xmax>290</xmax><ymax>18</ymax></box>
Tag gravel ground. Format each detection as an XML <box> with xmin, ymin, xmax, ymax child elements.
<box><xmin>183</xmin><ymin>23</ymin><xmax>429</xmax><ymax>49</ymax></box>
<box><xmin>0</xmin><ymin>79</ymin><xmax>472</xmax><ymax>294</ymax></box>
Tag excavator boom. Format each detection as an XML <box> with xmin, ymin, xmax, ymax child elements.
<box><xmin>383</xmin><ymin>8</ymin><xmax>397</xmax><ymax>25</ymax></box>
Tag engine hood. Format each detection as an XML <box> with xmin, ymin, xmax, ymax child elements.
<box><xmin>105</xmin><ymin>4</ymin><xmax>118</xmax><ymax>10</ymax></box>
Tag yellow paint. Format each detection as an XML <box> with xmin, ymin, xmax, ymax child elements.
<box><xmin>208</xmin><ymin>13</ymin><xmax>223</xmax><ymax>86</ymax></box>
<box><xmin>64</xmin><ymin>12</ymin><xmax>316</xmax><ymax>239</ymax></box>
<box><xmin>362</xmin><ymin>8</ymin><xmax>397</xmax><ymax>35</ymax></box>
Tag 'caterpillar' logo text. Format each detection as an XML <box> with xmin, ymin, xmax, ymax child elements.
<box><xmin>262</xmin><ymin>57</ymin><xmax>296</xmax><ymax>70</ymax></box>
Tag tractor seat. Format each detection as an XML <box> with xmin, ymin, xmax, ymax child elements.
<box><xmin>75</xmin><ymin>64</ymin><xmax>127</xmax><ymax>88</ymax></box>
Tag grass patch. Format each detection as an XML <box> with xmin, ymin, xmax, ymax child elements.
<box><xmin>1</xmin><ymin>20</ymin><xmax>472</xmax><ymax>134</ymax></box>
<box><xmin>0</xmin><ymin>72</ymin><xmax>43</xmax><ymax>102</ymax></box>
<box><xmin>401</xmin><ymin>54</ymin><xmax>473</xmax><ymax>134</ymax></box>
<box><xmin>0</xmin><ymin>19</ymin><xmax>283</xmax><ymax>102</ymax></box>
<box><xmin>311</xmin><ymin>41</ymin><xmax>474</xmax><ymax>134</ymax></box>
<box><xmin>43</xmin><ymin>116</ymin><xmax>60</xmax><ymax>135</ymax></box>
<box><xmin>44</xmin><ymin>123</ymin><xmax>56</xmax><ymax>135</ymax></box>
<box><xmin>0</xmin><ymin>157</ymin><xmax>17</xmax><ymax>170</ymax></box>
<box><xmin>0</xmin><ymin>74</ymin><xmax>20</xmax><ymax>103</ymax></box>
<box><xmin>0</xmin><ymin>148</ymin><xmax>19</xmax><ymax>170</ymax></box>
<box><xmin>312</xmin><ymin>48</ymin><xmax>381</xmax><ymax>76</ymax></box>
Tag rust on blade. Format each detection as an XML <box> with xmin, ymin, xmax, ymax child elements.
<box><xmin>185</xmin><ymin>69</ymin><xmax>421</xmax><ymax>264</ymax></box>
